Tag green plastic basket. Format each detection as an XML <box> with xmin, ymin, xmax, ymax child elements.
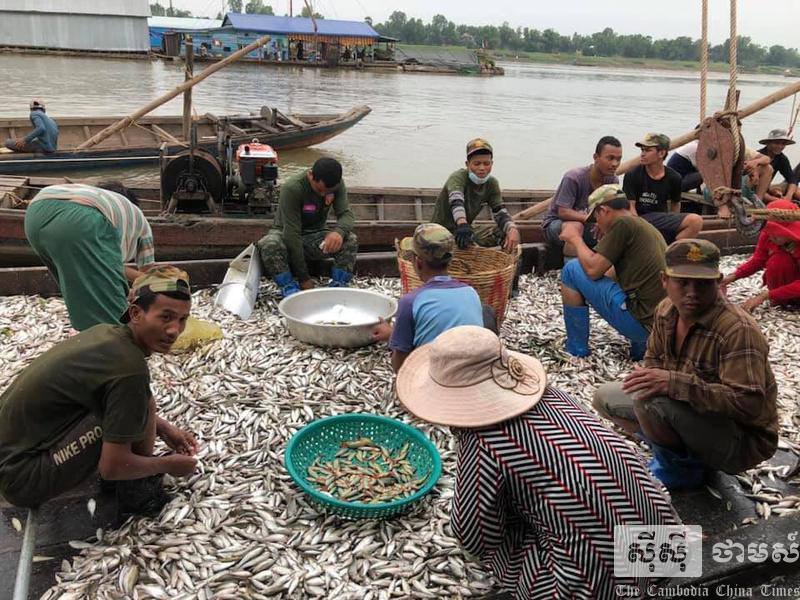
<box><xmin>285</xmin><ymin>413</ymin><xmax>442</xmax><ymax>519</ymax></box>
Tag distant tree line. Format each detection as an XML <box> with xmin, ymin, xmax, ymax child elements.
<box><xmin>371</xmin><ymin>12</ymin><xmax>800</xmax><ymax>68</ymax></box>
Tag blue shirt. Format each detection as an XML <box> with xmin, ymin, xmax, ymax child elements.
<box><xmin>389</xmin><ymin>276</ymin><xmax>483</xmax><ymax>353</ymax></box>
<box><xmin>25</xmin><ymin>110</ymin><xmax>59</xmax><ymax>152</ymax></box>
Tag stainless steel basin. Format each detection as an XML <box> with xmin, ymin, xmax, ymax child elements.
<box><xmin>278</xmin><ymin>288</ymin><xmax>398</xmax><ymax>348</ymax></box>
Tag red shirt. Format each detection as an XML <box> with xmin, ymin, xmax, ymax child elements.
<box><xmin>734</xmin><ymin>233</ymin><xmax>800</xmax><ymax>304</ymax></box>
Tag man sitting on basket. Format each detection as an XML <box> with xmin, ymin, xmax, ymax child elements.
<box><xmin>430</xmin><ymin>138</ymin><xmax>520</xmax><ymax>253</ymax></box>
<box><xmin>396</xmin><ymin>326</ymin><xmax>680</xmax><ymax>600</ymax></box>
<box><xmin>372</xmin><ymin>224</ymin><xmax>495</xmax><ymax>371</ymax></box>
<box><xmin>593</xmin><ymin>240</ymin><xmax>779</xmax><ymax>490</ymax></box>
<box><xmin>558</xmin><ymin>184</ymin><xmax>667</xmax><ymax>360</ymax></box>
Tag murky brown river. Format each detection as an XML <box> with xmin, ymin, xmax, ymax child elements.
<box><xmin>1</xmin><ymin>54</ymin><xmax>797</xmax><ymax>188</ymax></box>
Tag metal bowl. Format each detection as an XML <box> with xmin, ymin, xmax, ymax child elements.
<box><xmin>278</xmin><ymin>288</ymin><xmax>397</xmax><ymax>348</ymax></box>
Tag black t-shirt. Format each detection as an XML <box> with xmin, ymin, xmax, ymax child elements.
<box><xmin>794</xmin><ymin>162</ymin><xmax>800</xmax><ymax>186</ymax></box>
<box><xmin>622</xmin><ymin>165</ymin><xmax>682</xmax><ymax>215</ymax></box>
<box><xmin>758</xmin><ymin>147</ymin><xmax>795</xmax><ymax>184</ymax></box>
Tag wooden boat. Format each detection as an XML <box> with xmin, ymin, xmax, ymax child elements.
<box><xmin>0</xmin><ymin>175</ymin><xmax>755</xmax><ymax>269</ymax></box>
<box><xmin>0</xmin><ymin>106</ymin><xmax>371</xmax><ymax>174</ymax></box>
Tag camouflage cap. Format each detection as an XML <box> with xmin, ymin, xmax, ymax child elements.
<box><xmin>400</xmin><ymin>223</ymin><xmax>455</xmax><ymax>263</ymax></box>
<box><xmin>635</xmin><ymin>133</ymin><xmax>670</xmax><ymax>151</ymax></box>
<box><xmin>664</xmin><ymin>239</ymin><xmax>721</xmax><ymax>279</ymax></box>
<box><xmin>122</xmin><ymin>265</ymin><xmax>191</xmax><ymax>322</ymax></box>
<box><xmin>466</xmin><ymin>138</ymin><xmax>493</xmax><ymax>158</ymax></box>
<box><xmin>586</xmin><ymin>183</ymin><xmax>628</xmax><ymax>221</ymax></box>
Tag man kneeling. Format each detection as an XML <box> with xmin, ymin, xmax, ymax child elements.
<box><xmin>593</xmin><ymin>240</ymin><xmax>778</xmax><ymax>490</ymax></box>
<box><xmin>372</xmin><ymin>224</ymin><xmax>494</xmax><ymax>371</ymax></box>
<box><xmin>0</xmin><ymin>267</ymin><xmax>198</xmax><ymax>516</ymax></box>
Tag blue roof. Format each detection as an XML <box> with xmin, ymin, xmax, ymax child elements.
<box><xmin>222</xmin><ymin>13</ymin><xmax>379</xmax><ymax>38</ymax></box>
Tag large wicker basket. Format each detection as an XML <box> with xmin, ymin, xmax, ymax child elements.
<box><xmin>397</xmin><ymin>241</ymin><xmax>519</xmax><ymax>324</ymax></box>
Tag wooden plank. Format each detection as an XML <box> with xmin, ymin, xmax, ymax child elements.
<box><xmin>275</xmin><ymin>110</ymin><xmax>309</xmax><ymax>128</ymax></box>
<box><xmin>413</xmin><ymin>197</ymin><xmax>423</xmax><ymax>222</ymax></box>
<box><xmin>82</xmin><ymin>125</ymin><xmax>92</xmax><ymax>141</ymax></box>
<box><xmin>0</xmin><ymin>246</ymin><xmax>543</xmax><ymax>297</ymax></box>
<box><xmin>150</xmin><ymin>124</ymin><xmax>183</xmax><ymax>145</ymax></box>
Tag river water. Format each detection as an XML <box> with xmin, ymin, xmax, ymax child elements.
<box><xmin>1</xmin><ymin>54</ymin><xmax>798</xmax><ymax>188</ymax></box>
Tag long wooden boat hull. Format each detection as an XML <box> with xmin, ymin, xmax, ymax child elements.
<box><xmin>0</xmin><ymin>175</ymin><xmax>755</xmax><ymax>268</ymax></box>
<box><xmin>0</xmin><ymin>106</ymin><xmax>371</xmax><ymax>174</ymax></box>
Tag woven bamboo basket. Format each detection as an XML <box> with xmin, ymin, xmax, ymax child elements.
<box><xmin>396</xmin><ymin>241</ymin><xmax>519</xmax><ymax>324</ymax></box>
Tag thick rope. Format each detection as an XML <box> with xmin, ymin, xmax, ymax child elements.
<box><xmin>727</xmin><ymin>0</ymin><xmax>741</xmax><ymax>162</ymax></box>
<box><xmin>700</xmin><ymin>0</ymin><xmax>709</xmax><ymax>121</ymax></box>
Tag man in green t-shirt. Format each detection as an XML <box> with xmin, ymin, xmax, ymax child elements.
<box><xmin>257</xmin><ymin>157</ymin><xmax>358</xmax><ymax>297</ymax></box>
<box><xmin>431</xmin><ymin>139</ymin><xmax>520</xmax><ymax>253</ymax></box>
<box><xmin>559</xmin><ymin>184</ymin><xmax>667</xmax><ymax>360</ymax></box>
<box><xmin>0</xmin><ymin>267</ymin><xmax>198</xmax><ymax>516</ymax></box>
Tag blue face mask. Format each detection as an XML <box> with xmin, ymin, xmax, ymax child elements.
<box><xmin>468</xmin><ymin>171</ymin><xmax>489</xmax><ymax>185</ymax></box>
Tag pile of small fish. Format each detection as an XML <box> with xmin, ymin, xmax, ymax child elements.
<box><xmin>306</xmin><ymin>438</ymin><xmax>427</xmax><ymax>504</ymax></box>
<box><xmin>0</xmin><ymin>255</ymin><xmax>797</xmax><ymax>598</ymax></box>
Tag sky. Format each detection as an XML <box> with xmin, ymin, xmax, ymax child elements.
<box><xmin>175</xmin><ymin>0</ymin><xmax>800</xmax><ymax>50</ymax></box>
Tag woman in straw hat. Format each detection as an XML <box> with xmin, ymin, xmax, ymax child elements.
<box><xmin>396</xmin><ymin>326</ymin><xmax>680</xmax><ymax>600</ymax></box>
<box><xmin>721</xmin><ymin>199</ymin><xmax>800</xmax><ymax>311</ymax></box>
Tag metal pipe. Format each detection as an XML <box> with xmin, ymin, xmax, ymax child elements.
<box><xmin>12</xmin><ymin>508</ymin><xmax>38</xmax><ymax>600</ymax></box>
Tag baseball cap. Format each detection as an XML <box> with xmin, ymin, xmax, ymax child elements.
<box><xmin>399</xmin><ymin>223</ymin><xmax>455</xmax><ymax>262</ymax></box>
<box><xmin>30</xmin><ymin>98</ymin><xmax>45</xmax><ymax>110</ymax></box>
<box><xmin>664</xmin><ymin>239</ymin><xmax>721</xmax><ymax>279</ymax></box>
<box><xmin>586</xmin><ymin>183</ymin><xmax>628</xmax><ymax>221</ymax></box>
<box><xmin>121</xmin><ymin>265</ymin><xmax>191</xmax><ymax>322</ymax></box>
<box><xmin>466</xmin><ymin>138</ymin><xmax>493</xmax><ymax>158</ymax></box>
<box><xmin>635</xmin><ymin>133</ymin><xmax>670</xmax><ymax>151</ymax></box>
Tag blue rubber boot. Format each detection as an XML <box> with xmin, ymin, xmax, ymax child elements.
<box><xmin>647</xmin><ymin>440</ymin><xmax>706</xmax><ymax>491</ymax></box>
<box><xmin>273</xmin><ymin>271</ymin><xmax>300</xmax><ymax>297</ymax></box>
<box><xmin>329</xmin><ymin>267</ymin><xmax>354</xmax><ymax>288</ymax></box>
<box><xmin>630</xmin><ymin>338</ymin><xmax>648</xmax><ymax>361</ymax></box>
<box><xmin>563</xmin><ymin>305</ymin><xmax>590</xmax><ymax>357</ymax></box>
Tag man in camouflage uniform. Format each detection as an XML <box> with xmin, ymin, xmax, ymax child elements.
<box><xmin>257</xmin><ymin>158</ymin><xmax>358</xmax><ymax>297</ymax></box>
<box><xmin>431</xmin><ymin>139</ymin><xmax>520</xmax><ymax>253</ymax></box>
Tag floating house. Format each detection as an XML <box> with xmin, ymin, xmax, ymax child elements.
<box><xmin>186</xmin><ymin>13</ymin><xmax>381</xmax><ymax>64</ymax></box>
<box><xmin>148</xmin><ymin>16</ymin><xmax>222</xmax><ymax>52</ymax></box>
<box><xmin>0</xmin><ymin>0</ymin><xmax>150</xmax><ymax>53</ymax></box>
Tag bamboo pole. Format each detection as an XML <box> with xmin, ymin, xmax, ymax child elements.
<box><xmin>513</xmin><ymin>77</ymin><xmax>800</xmax><ymax>221</ymax></box>
<box><xmin>182</xmin><ymin>36</ymin><xmax>194</xmax><ymax>142</ymax></box>
<box><xmin>76</xmin><ymin>35</ymin><xmax>270</xmax><ymax>150</ymax></box>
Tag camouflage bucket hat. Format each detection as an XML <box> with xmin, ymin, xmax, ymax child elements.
<box><xmin>635</xmin><ymin>133</ymin><xmax>671</xmax><ymax>151</ymax></box>
<box><xmin>664</xmin><ymin>239</ymin><xmax>721</xmax><ymax>279</ymax></box>
<box><xmin>121</xmin><ymin>265</ymin><xmax>191</xmax><ymax>322</ymax></box>
<box><xmin>466</xmin><ymin>138</ymin><xmax>493</xmax><ymax>158</ymax></box>
<box><xmin>586</xmin><ymin>183</ymin><xmax>627</xmax><ymax>221</ymax></box>
<box><xmin>399</xmin><ymin>223</ymin><xmax>455</xmax><ymax>262</ymax></box>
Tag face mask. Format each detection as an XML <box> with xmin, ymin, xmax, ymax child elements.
<box><xmin>468</xmin><ymin>171</ymin><xmax>489</xmax><ymax>185</ymax></box>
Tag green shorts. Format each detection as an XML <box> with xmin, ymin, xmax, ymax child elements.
<box><xmin>593</xmin><ymin>381</ymin><xmax>752</xmax><ymax>473</ymax></box>
<box><xmin>0</xmin><ymin>413</ymin><xmax>103</xmax><ymax>508</ymax></box>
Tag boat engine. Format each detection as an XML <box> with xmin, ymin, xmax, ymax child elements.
<box><xmin>227</xmin><ymin>139</ymin><xmax>279</xmax><ymax>215</ymax></box>
<box><xmin>160</xmin><ymin>147</ymin><xmax>226</xmax><ymax>214</ymax></box>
